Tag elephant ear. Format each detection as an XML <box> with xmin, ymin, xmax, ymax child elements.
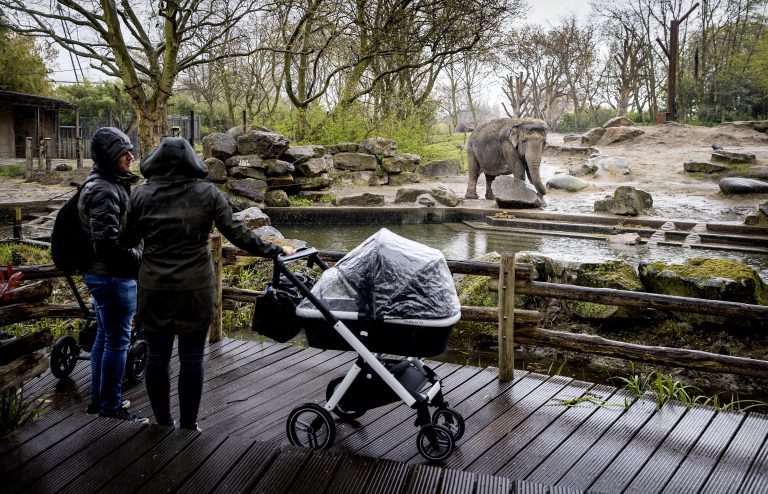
<box><xmin>507</xmin><ymin>125</ymin><xmax>520</xmax><ymax>149</ymax></box>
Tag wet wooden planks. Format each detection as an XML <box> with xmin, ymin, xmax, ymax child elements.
<box><xmin>1</xmin><ymin>338</ymin><xmax>767</xmax><ymax>493</ymax></box>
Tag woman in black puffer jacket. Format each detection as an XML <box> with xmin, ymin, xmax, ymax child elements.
<box><xmin>120</xmin><ymin>136</ymin><xmax>294</xmax><ymax>430</ymax></box>
<box><xmin>79</xmin><ymin>127</ymin><xmax>146</xmax><ymax>423</ymax></box>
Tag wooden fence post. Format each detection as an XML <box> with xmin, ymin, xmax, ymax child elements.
<box><xmin>13</xmin><ymin>208</ymin><xmax>22</xmax><ymax>239</ymax></box>
<box><xmin>25</xmin><ymin>138</ymin><xmax>33</xmax><ymax>179</ymax></box>
<box><xmin>498</xmin><ymin>253</ymin><xmax>516</xmax><ymax>381</ymax></box>
<box><xmin>44</xmin><ymin>138</ymin><xmax>51</xmax><ymax>173</ymax></box>
<box><xmin>76</xmin><ymin>137</ymin><xmax>83</xmax><ymax>169</ymax></box>
<box><xmin>209</xmin><ymin>234</ymin><xmax>223</xmax><ymax>343</ymax></box>
<box><xmin>37</xmin><ymin>139</ymin><xmax>44</xmax><ymax>172</ymax></box>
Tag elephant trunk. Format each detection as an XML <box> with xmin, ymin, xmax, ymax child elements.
<box><xmin>525</xmin><ymin>155</ymin><xmax>547</xmax><ymax>196</ymax></box>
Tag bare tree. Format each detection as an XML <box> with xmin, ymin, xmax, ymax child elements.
<box><xmin>0</xmin><ymin>0</ymin><xmax>271</xmax><ymax>151</ymax></box>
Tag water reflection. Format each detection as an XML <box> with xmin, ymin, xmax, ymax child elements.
<box><xmin>277</xmin><ymin>222</ymin><xmax>768</xmax><ymax>281</ymax></box>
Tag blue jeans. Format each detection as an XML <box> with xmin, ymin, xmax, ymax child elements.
<box><xmin>83</xmin><ymin>274</ymin><xmax>137</xmax><ymax>414</ymax></box>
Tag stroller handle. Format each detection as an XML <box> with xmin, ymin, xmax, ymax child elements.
<box><xmin>277</xmin><ymin>246</ymin><xmax>318</xmax><ymax>264</ymax></box>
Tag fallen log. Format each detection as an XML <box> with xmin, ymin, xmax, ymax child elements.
<box><xmin>0</xmin><ymin>264</ymin><xmax>66</xmax><ymax>280</ymax></box>
<box><xmin>0</xmin><ymin>329</ymin><xmax>52</xmax><ymax>366</ymax></box>
<box><xmin>0</xmin><ymin>352</ymin><xmax>49</xmax><ymax>393</ymax></box>
<box><xmin>0</xmin><ymin>302</ymin><xmax>50</xmax><ymax>326</ymax></box>
<box><xmin>0</xmin><ymin>280</ymin><xmax>53</xmax><ymax>306</ymax></box>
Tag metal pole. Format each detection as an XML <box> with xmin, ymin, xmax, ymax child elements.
<box><xmin>76</xmin><ymin>137</ymin><xmax>83</xmax><ymax>169</ymax></box>
<box><xmin>189</xmin><ymin>109</ymin><xmax>195</xmax><ymax>147</ymax></box>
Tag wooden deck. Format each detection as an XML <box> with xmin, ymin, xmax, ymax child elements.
<box><xmin>2</xmin><ymin>338</ymin><xmax>767</xmax><ymax>493</ymax></box>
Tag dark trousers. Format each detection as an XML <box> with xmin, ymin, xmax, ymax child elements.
<box><xmin>145</xmin><ymin>328</ymin><xmax>208</xmax><ymax>428</ymax></box>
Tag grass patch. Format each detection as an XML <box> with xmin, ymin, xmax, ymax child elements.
<box><xmin>421</xmin><ymin>133</ymin><xmax>469</xmax><ymax>169</ymax></box>
<box><xmin>0</xmin><ymin>165</ymin><xmax>26</xmax><ymax>178</ymax></box>
<box><xmin>0</xmin><ymin>386</ymin><xmax>47</xmax><ymax>438</ymax></box>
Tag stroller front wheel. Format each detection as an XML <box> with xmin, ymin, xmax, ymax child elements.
<box><xmin>50</xmin><ymin>335</ymin><xmax>79</xmax><ymax>378</ymax></box>
<box><xmin>432</xmin><ymin>407</ymin><xmax>465</xmax><ymax>442</ymax></box>
<box><xmin>416</xmin><ymin>424</ymin><xmax>454</xmax><ymax>462</ymax></box>
<box><xmin>286</xmin><ymin>403</ymin><xmax>336</xmax><ymax>450</ymax></box>
<box><xmin>125</xmin><ymin>340</ymin><xmax>148</xmax><ymax>384</ymax></box>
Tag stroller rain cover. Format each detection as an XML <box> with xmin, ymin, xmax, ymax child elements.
<box><xmin>298</xmin><ymin>228</ymin><xmax>461</xmax><ymax>321</ymax></box>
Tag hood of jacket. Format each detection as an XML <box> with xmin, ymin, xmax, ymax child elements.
<box><xmin>140</xmin><ymin>137</ymin><xmax>208</xmax><ymax>179</ymax></box>
<box><xmin>91</xmin><ymin>127</ymin><xmax>134</xmax><ymax>173</ymax></box>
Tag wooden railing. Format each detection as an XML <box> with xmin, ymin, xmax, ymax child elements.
<box><xmin>3</xmin><ymin>238</ymin><xmax>768</xmax><ymax>387</ymax></box>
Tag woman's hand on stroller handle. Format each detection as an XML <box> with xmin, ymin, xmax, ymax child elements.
<box><xmin>277</xmin><ymin>246</ymin><xmax>317</xmax><ymax>263</ymax></box>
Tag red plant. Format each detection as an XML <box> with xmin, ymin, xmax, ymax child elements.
<box><xmin>0</xmin><ymin>264</ymin><xmax>25</xmax><ymax>302</ymax></box>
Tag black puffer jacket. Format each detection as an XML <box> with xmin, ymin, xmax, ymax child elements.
<box><xmin>78</xmin><ymin>127</ymin><xmax>142</xmax><ymax>279</ymax></box>
<box><xmin>119</xmin><ymin>137</ymin><xmax>283</xmax><ymax>291</ymax></box>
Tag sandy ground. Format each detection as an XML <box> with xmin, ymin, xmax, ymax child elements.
<box><xmin>2</xmin><ymin>122</ymin><xmax>768</xmax><ymax>224</ymax></box>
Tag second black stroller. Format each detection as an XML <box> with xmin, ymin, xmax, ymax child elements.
<box><xmin>258</xmin><ymin>229</ymin><xmax>465</xmax><ymax>462</ymax></box>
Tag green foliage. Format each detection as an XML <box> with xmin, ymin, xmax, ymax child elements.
<box><xmin>0</xmin><ymin>24</ymin><xmax>51</xmax><ymax>95</ymax></box>
<box><xmin>0</xmin><ymin>386</ymin><xmax>46</xmax><ymax>438</ymax></box>
<box><xmin>54</xmin><ymin>81</ymin><xmax>134</xmax><ymax>125</ymax></box>
<box><xmin>0</xmin><ymin>242</ymin><xmax>51</xmax><ymax>266</ymax></box>
<box><xmin>550</xmin><ymin>391</ymin><xmax>625</xmax><ymax>409</ymax></box>
<box><xmin>0</xmin><ymin>165</ymin><xmax>25</xmax><ymax>178</ymax></box>
<box><xmin>554</xmin><ymin>108</ymin><xmax>618</xmax><ymax>133</ymax></box>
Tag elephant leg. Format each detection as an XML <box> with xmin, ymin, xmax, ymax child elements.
<box><xmin>485</xmin><ymin>175</ymin><xmax>496</xmax><ymax>200</ymax></box>
<box><xmin>464</xmin><ymin>147</ymin><xmax>479</xmax><ymax>199</ymax></box>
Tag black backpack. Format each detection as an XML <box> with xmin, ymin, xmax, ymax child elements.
<box><xmin>51</xmin><ymin>179</ymin><xmax>94</xmax><ymax>272</ymax></box>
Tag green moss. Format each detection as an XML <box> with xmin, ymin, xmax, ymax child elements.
<box><xmin>0</xmin><ymin>243</ymin><xmax>52</xmax><ymax>266</ymax></box>
<box><xmin>576</xmin><ymin>260</ymin><xmax>643</xmax><ymax>291</ymax></box>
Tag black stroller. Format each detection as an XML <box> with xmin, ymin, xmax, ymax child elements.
<box><xmin>49</xmin><ymin>276</ymin><xmax>147</xmax><ymax>384</ymax></box>
<box><xmin>259</xmin><ymin>229</ymin><xmax>465</xmax><ymax>462</ymax></box>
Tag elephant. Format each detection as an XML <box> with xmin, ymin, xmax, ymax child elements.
<box><xmin>464</xmin><ymin>118</ymin><xmax>548</xmax><ymax>200</ymax></box>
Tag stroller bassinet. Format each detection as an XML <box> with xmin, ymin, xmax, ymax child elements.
<box><xmin>267</xmin><ymin>229</ymin><xmax>465</xmax><ymax>462</ymax></box>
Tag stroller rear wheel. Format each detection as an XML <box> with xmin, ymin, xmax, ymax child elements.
<box><xmin>326</xmin><ymin>375</ymin><xmax>365</xmax><ymax>420</ymax></box>
<box><xmin>50</xmin><ymin>335</ymin><xmax>79</xmax><ymax>378</ymax></box>
<box><xmin>125</xmin><ymin>340</ymin><xmax>148</xmax><ymax>384</ymax></box>
<box><xmin>286</xmin><ymin>403</ymin><xmax>336</xmax><ymax>450</ymax></box>
<box><xmin>432</xmin><ymin>407</ymin><xmax>465</xmax><ymax>442</ymax></box>
<box><xmin>416</xmin><ymin>424</ymin><xmax>454</xmax><ymax>462</ymax></box>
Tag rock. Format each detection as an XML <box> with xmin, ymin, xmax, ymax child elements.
<box><xmin>204</xmin><ymin>157</ymin><xmax>227</xmax><ymax>183</ymax></box>
<box><xmin>295</xmin><ymin>174</ymin><xmax>333</xmax><ymax>191</ymax></box>
<box><xmin>381</xmin><ymin>153</ymin><xmax>420</xmax><ymax>173</ymax></box>
<box><xmin>228</xmin><ymin>178</ymin><xmax>268</xmax><ymax>202</ymax></box>
<box><xmin>684</xmin><ymin>160</ymin><xmax>727</xmax><ymax>173</ymax></box>
<box><xmin>543</xmin><ymin>144</ymin><xmax>598</xmax><ymax>157</ymax></box>
<box><xmin>581</xmin><ymin>127</ymin><xmax>607</xmax><ymax>146</ymax></box>
<box><xmin>388</xmin><ymin>172</ymin><xmax>421</xmax><ymax>186</ymax></box>
<box><xmin>298</xmin><ymin>191</ymin><xmax>333</xmax><ymax>202</ymax></box>
<box><xmin>266</xmin><ymin>175</ymin><xmax>296</xmax><ymax>190</ymax></box>
<box><xmin>335</xmin><ymin>142</ymin><xmax>359</xmax><ymax>153</ymax></box>
<box><xmin>417</xmin><ymin>194</ymin><xmax>436</xmax><ymax>207</ymax></box>
<box><xmin>236</xmin><ymin>131</ymin><xmax>290</xmax><ymax>157</ymax></box>
<box><xmin>369</xmin><ymin>171</ymin><xmax>389</xmax><ymax>186</ymax></box>
<box><xmin>491</xmin><ymin>176</ymin><xmax>544</xmax><ymax>209</ymax></box>
<box><xmin>453</xmin><ymin>252</ymin><xmax>502</xmax><ymax>344</ymax></box>
<box><xmin>226</xmin><ymin>125</ymin><xmax>270</xmax><ymax>138</ymax></box>
<box><xmin>225</xmin><ymin>154</ymin><xmax>266</xmax><ymax>170</ymax></box>
<box><xmin>281</xmin><ymin>145</ymin><xmax>326</xmax><ymax>164</ymax></box>
<box><xmin>607</xmin><ymin>232</ymin><xmax>642</xmax><ymax>245</ymax></box>
<box><xmin>603</xmin><ymin>116</ymin><xmax>635</xmax><ymax>128</ymax></box>
<box><xmin>295</xmin><ymin>156</ymin><xmax>331</xmax><ymax>177</ymax></box>
<box><xmin>711</xmin><ymin>150</ymin><xmax>757</xmax><ymax>165</ymax></box>
<box><xmin>333</xmin><ymin>193</ymin><xmax>385</xmax><ymax>206</ymax></box>
<box><xmin>639</xmin><ymin>258</ymin><xmax>768</xmax><ymax>326</ymax></box>
<box><xmin>547</xmin><ymin>174</ymin><xmax>590</xmax><ymax>192</ymax></box>
<box><xmin>563</xmin><ymin>134</ymin><xmax>581</xmax><ymax>144</ymax></box>
<box><xmin>570</xmin><ymin>162</ymin><xmax>598</xmax><ymax>176</ymax></box>
<box><xmin>597</xmin><ymin>126</ymin><xmax>644</xmax><ymax>145</ymax></box>
<box><xmin>233</xmin><ymin>207</ymin><xmax>271</xmax><ymax>228</ymax></box>
<box><xmin>332</xmin><ymin>170</ymin><xmax>375</xmax><ymax>185</ymax></box>
<box><xmin>202</xmin><ymin>133</ymin><xmax>237</xmax><ymax>160</ymax></box>
<box><xmin>719</xmin><ymin>177</ymin><xmax>768</xmax><ymax>195</ymax></box>
<box><xmin>761</xmin><ymin>201</ymin><xmax>768</xmax><ymax>216</ymax></box>
<box><xmin>744</xmin><ymin>210</ymin><xmax>768</xmax><ymax>226</ymax></box>
<box><xmin>594</xmin><ymin>186</ymin><xmax>653</xmax><ymax>216</ymax></box>
<box><xmin>228</xmin><ymin>166</ymin><xmax>267</xmax><ymax>181</ymax></box>
<box><xmin>265</xmin><ymin>189</ymin><xmax>291</xmax><ymax>207</ymax></box>
<box><xmin>333</xmin><ymin>152</ymin><xmax>378</xmax><ymax>171</ymax></box>
<box><xmin>587</xmin><ymin>155</ymin><xmax>631</xmax><ymax>175</ymax></box>
<box><xmin>264</xmin><ymin>159</ymin><xmax>295</xmax><ymax>177</ymax></box>
<box><xmin>430</xmin><ymin>186</ymin><xmax>460</xmax><ymax>207</ymax></box>
<box><xmin>228</xmin><ymin>194</ymin><xmax>265</xmax><ymax>212</ymax></box>
<box><xmin>394</xmin><ymin>188</ymin><xmax>430</xmax><ymax>203</ymax></box>
<box><xmin>420</xmin><ymin>159</ymin><xmax>461</xmax><ymax>177</ymax></box>
<box><xmin>55</xmin><ymin>163</ymin><xmax>71</xmax><ymax>172</ymax></box>
<box><xmin>253</xmin><ymin>225</ymin><xmax>284</xmax><ymax>240</ymax></box>
<box><xmin>359</xmin><ymin>137</ymin><xmax>397</xmax><ymax>157</ymax></box>
<box><xmin>567</xmin><ymin>260</ymin><xmax>645</xmax><ymax>319</ymax></box>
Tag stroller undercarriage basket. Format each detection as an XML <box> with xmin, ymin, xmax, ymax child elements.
<box><xmin>272</xmin><ymin>229</ymin><xmax>466</xmax><ymax>462</ymax></box>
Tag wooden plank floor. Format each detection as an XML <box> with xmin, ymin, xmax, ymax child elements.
<box><xmin>1</xmin><ymin>338</ymin><xmax>767</xmax><ymax>493</ymax></box>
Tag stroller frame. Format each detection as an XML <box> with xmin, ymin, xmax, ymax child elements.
<box><xmin>275</xmin><ymin>248</ymin><xmax>465</xmax><ymax>462</ymax></box>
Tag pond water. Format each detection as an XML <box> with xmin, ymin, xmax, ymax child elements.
<box><xmin>276</xmin><ymin>222</ymin><xmax>768</xmax><ymax>281</ymax></box>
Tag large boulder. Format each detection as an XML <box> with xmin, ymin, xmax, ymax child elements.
<box><xmin>295</xmin><ymin>174</ymin><xmax>332</xmax><ymax>191</ymax></box>
<box><xmin>333</xmin><ymin>193</ymin><xmax>385</xmax><ymax>206</ymax></box>
<box><xmin>594</xmin><ymin>186</ymin><xmax>653</xmax><ymax>216</ymax></box>
<box><xmin>381</xmin><ymin>153</ymin><xmax>421</xmax><ymax>173</ymax></box>
<box><xmin>228</xmin><ymin>178</ymin><xmax>268</xmax><ymax>202</ymax></box>
<box><xmin>393</xmin><ymin>186</ymin><xmax>459</xmax><ymax>207</ymax></box>
<box><xmin>581</xmin><ymin>127</ymin><xmax>607</xmax><ymax>146</ymax></box>
<box><xmin>603</xmin><ymin>116</ymin><xmax>635</xmax><ymax>128</ymax></box>
<box><xmin>236</xmin><ymin>131</ymin><xmax>290</xmax><ymax>157</ymax></box>
<box><xmin>684</xmin><ymin>160</ymin><xmax>727</xmax><ymax>173</ymax></box>
<box><xmin>295</xmin><ymin>156</ymin><xmax>331</xmax><ymax>177</ymax></box>
<box><xmin>265</xmin><ymin>189</ymin><xmax>291</xmax><ymax>207</ymax></box>
<box><xmin>264</xmin><ymin>159</ymin><xmax>295</xmax><ymax>177</ymax></box>
<box><xmin>359</xmin><ymin>137</ymin><xmax>397</xmax><ymax>157</ymax></box>
<box><xmin>202</xmin><ymin>133</ymin><xmax>237</xmax><ymax>160</ymax></box>
<box><xmin>711</xmin><ymin>150</ymin><xmax>757</xmax><ymax>165</ymax></box>
<box><xmin>388</xmin><ymin>172</ymin><xmax>421</xmax><ymax>186</ymax></box>
<box><xmin>597</xmin><ymin>126</ymin><xmax>644</xmax><ymax>145</ymax></box>
<box><xmin>587</xmin><ymin>155</ymin><xmax>631</xmax><ymax>175</ymax></box>
<box><xmin>332</xmin><ymin>170</ymin><xmax>375</xmax><ymax>185</ymax></box>
<box><xmin>420</xmin><ymin>159</ymin><xmax>461</xmax><ymax>177</ymax></box>
<box><xmin>281</xmin><ymin>145</ymin><xmax>326</xmax><ymax>164</ymax></box>
<box><xmin>547</xmin><ymin>174</ymin><xmax>590</xmax><ymax>192</ymax></box>
<box><xmin>233</xmin><ymin>207</ymin><xmax>271</xmax><ymax>229</ymax></box>
<box><xmin>453</xmin><ymin>252</ymin><xmax>502</xmax><ymax>345</ymax></box>
<box><xmin>566</xmin><ymin>260</ymin><xmax>645</xmax><ymax>320</ymax></box>
<box><xmin>491</xmin><ymin>176</ymin><xmax>544</xmax><ymax>209</ymax></box>
<box><xmin>333</xmin><ymin>152</ymin><xmax>378</xmax><ymax>171</ymax></box>
<box><xmin>431</xmin><ymin>186</ymin><xmax>461</xmax><ymax>207</ymax></box>
<box><xmin>639</xmin><ymin>258</ymin><xmax>768</xmax><ymax>326</ymax></box>
<box><xmin>228</xmin><ymin>194</ymin><xmax>265</xmax><ymax>212</ymax></box>
<box><xmin>228</xmin><ymin>166</ymin><xmax>267</xmax><ymax>181</ymax></box>
<box><xmin>719</xmin><ymin>177</ymin><xmax>768</xmax><ymax>195</ymax></box>
<box><xmin>225</xmin><ymin>154</ymin><xmax>267</xmax><ymax>170</ymax></box>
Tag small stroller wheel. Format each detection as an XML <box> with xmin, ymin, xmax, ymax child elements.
<box><xmin>286</xmin><ymin>403</ymin><xmax>336</xmax><ymax>450</ymax></box>
<box><xmin>416</xmin><ymin>424</ymin><xmax>454</xmax><ymax>462</ymax></box>
<box><xmin>432</xmin><ymin>407</ymin><xmax>465</xmax><ymax>442</ymax></box>
<box><xmin>50</xmin><ymin>335</ymin><xmax>79</xmax><ymax>378</ymax></box>
<box><xmin>125</xmin><ymin>340</ymin><xmax>148</xmax><ymax>384</ymax></box>
<box><xmin>326</xmin><ymin>375</ymin><xmax>365</xmax><ymax>420</ymax></box>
